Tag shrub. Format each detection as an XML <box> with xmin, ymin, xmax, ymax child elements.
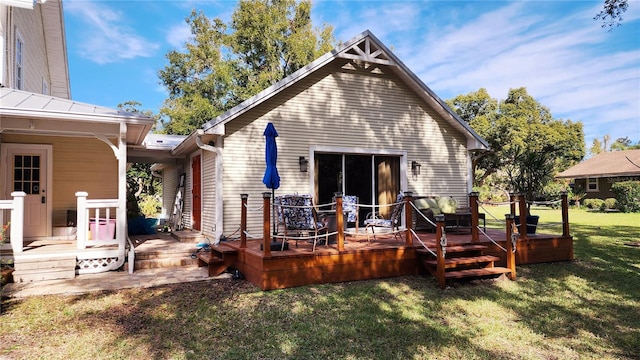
<box><xmin>139</xmin><ymin>194</ymin><xmax>161</xmax><ymax>218</ymax></box>
<box><xmin>611</xmin><ymin>181</ymin><xmax>640</xmax><ymax>212</ymax></box>
<box><xmin>584</xmin><ymin>198</ymin><xmax>604</xmax><ymax>210</ymax></box>
<box><xmin>603</xmin><ymin>198</ymin><xmax>617</xmax><ymax>211</ymax></box>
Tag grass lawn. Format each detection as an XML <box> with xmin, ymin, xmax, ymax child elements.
<box><xmin>1</xmin><ymin>207</ymin><xmax>639</xmax><ymax>359</ymax></box>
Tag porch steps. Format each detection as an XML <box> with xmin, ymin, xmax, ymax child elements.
<box><xmin>417</xmin><ymin>243</ymin><xmax>511</xmax><ymax>287</ymax></box>
<box><xmin>127</xmin><ymin>239</ymin><xmax>198</xmax><ymax>270</ymax></box>
<box><xmin>12</xmin><ymin>253</ymin><xmax>77</xmax><ymax>282</ymax></box>
<box><xmin>171</xmin><ymin>230</ymin><xmax>205</xmax><ymax>243</ymax></box>
<box><xmin>195</xmin><ymin>244</ymin><xmax>238</xmax><ymax>277</ymax></box>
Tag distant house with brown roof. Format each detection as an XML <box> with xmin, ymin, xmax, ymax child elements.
<box><xmin>556</xmin><ymin>149</ymin><xmax>640</xmax><ymax>199</ymax></box>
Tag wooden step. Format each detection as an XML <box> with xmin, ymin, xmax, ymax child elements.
<box><xmin>133</xmin><ymin>257</ymin><xmax>198</xmax><ymax>270</ymax></box>
<box><xmin>171</xmin><ymin>230</ymin><xmax>205</xmax><ymax>243</ymax></box>
<box><xmin>445</xmin><ymin>244</ymin><xmax>488</xmax><ymax>253</ymax></box>
<box><xmin>423</xmin><ymin>255</ymin><xmax>501</xmax><ymax>269</ymax></box>
<box><xmin>444</xmin><ymin>267</ymin><xmax>512</xmax><ymax>280</ymax></box>
<box><xmin>416</xmin><ymin>244</ymin><xmax>488</xmax><ymax>256</ymax></box>
<box><xmin>196</xmin><ymin>252</ymin><xmax>227</xmax><ymax>277</ymax></box>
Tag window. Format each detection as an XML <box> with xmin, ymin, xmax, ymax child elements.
<box><xmin>13</xmin><ymin>155</ymin><xmax>41</xmax><ymax>194</ymax></box>
<box><xmin>587</xmin><ymin>178</ymin><xmax>599</xmax><ymax>192</ymax></box>
<box><xmin>42</xmin><ymin>79</ymin><xmax>49</xmax><ymax>95</ymax></box>
<box><xmin>15</xmin><ymin>33</ymin><xmax>24</xmax><ymax>90</ymax></box>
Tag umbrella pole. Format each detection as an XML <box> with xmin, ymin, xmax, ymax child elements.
<box><xmin>272</xmin><ymin>188</ymin><xmax>276</xmax><ymax>241</ymax></box>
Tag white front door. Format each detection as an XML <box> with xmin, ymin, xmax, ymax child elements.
<box><xmin>2</xmin><ymin>144</ymin><xmax>52</xmax><ymax>238</ymax></box>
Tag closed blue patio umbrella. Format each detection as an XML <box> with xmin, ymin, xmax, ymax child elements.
<box><xmin>263</xmin><ymin>122</ymin><xmax>280</xmax><ymax>239</ymax></box>
<box><xmin>262</xmin><ymin>122</ymin><xmax>280</xmax><ymax>190</ymax></box>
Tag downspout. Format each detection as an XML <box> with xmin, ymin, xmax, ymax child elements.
<box><xmin>195</xmin><ymin>130</ymin><xmax>224</xmax><ymax>244</ymax></box>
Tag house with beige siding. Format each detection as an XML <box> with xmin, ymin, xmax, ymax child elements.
<box><xmin>1</xmin><ymin>0</ymin><xmax>160</xmax><ymax>280</ymax></box>
<box><xmin>159</xmin><ymin>31</ymin><xmax>489</xmax><ymax>244</ymax></box>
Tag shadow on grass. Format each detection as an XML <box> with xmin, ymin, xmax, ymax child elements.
<box><xmin>2</xmin><ymin>223</ymin><xmax>638</xmax><ymax>359</ymax></box>
<box><xmin>65</xmin><ymin>277</ymin><xmax>518</xmax><ymax>359</ymax></box>
<box><xmin>477</xmin><ymin>222</ymin><xmax>640</xmax><ymax>359</ymax></box>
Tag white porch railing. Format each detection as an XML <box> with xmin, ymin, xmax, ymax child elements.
<box><xmin>76</xmin><ymin>192</ymin><xmax>134</xmax><ymax>274</ymax></box>
<box><xmin>0</xmin><ymin>191</ymin><xmax>26</xmax><ymax>254</ymax></box>
<box><xmin>76</xmin><ymin>192</ymin><xmax>120</xmax><ymax>250</ymax></box>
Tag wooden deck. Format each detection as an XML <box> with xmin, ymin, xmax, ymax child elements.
<box><xmin>214</xmin><ymin>228</ymin><xmax>573</xmax><ymax>290</ymax></box>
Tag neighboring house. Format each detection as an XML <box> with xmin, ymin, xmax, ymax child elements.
<box><xmin>556</xmin><ymin>149</ymin><xmax>640</xmax><ymax>199</ymax></box>
<box><xmin>0</xmin><ymin>0</ymin><xmax>159</xmax><ymax>278</ymax></box>
<box><xmin>157</xmin><ymin>31</ymin><xmax>489</xmax><ymax>243</ymax></box>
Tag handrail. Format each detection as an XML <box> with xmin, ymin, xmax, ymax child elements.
<box><xmin>409</xmin><ymin>228</ymin><xmax>436</xmax><ymax>257</ymax></box>
<box><xmin>477</xmin><ymin>225</ymin><xmax>507</xmax><ymax>252</ymax></box>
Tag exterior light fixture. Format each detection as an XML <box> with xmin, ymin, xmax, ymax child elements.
<box><xmin>411</xmin><ymin>161</ymin><xmax>421</xmax><ymax>176</ymax></box>
<box><xmin>299</xmin><ymin>156</ymin><xmax>309</xmax><ymax>172</ymax></box>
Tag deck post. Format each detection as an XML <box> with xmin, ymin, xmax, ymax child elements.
<box><xmin>335</xmin><ymin>192</ymin><xmax>345</xmax><ymax>251</ymax></box>
<box><xmin>470</xmin><ymin>192</ymin><xmax>479</xmax><ymax>242</ymax></box>
<box><xmin>262</xmin><ymin>192</ymin><xmax>272</xmax><ymax>257</ymax></box>
<box><xmin>505</xmin><ymin>214</ymin><xmax>516</xmax><ymax>280</ymax></box>
<box><xmin>435</xmin><ymin>214</ymin><xmax>446</xmax><ymax>289</ymax></box>
<box><xmin>240</xmin><ymin>194</ymin><xmax>248</xmax><ymax>249</ymax></box>
<box><xmin>404</xmin><ymin>191</ymin><xmax>413</xmax><ymax>246</ymax></box>
<box><xmin>76</xmin><ymin>191</ymin><xmax>88</xmax><ymax>250</ymax></box>
<box><xmin>9</xmin><ymin>191</ymin><xmax>26</xmax><ymax>254</ymax></box>
<box><xmin>561</xmin><ymin>191</ymin><xmax>570</xmax><ymax>237</ymax></box>
<box><xmin>518</xmin><ymin>193</ymin><xmax>527</xmax><ymax>238</ymax></box>
<box><xmin>510</xmin><ymin>193</ymin><xmax>516</xmax><ymax>216</ymax></box>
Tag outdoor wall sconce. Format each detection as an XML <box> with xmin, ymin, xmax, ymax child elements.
<box><xmin>411</xmin><ymin>161</ymin><xmax>421</xmax><ymax>176</ymax></box>
<box><xmin>299</xmin><ymin>156</ymin><xmax>309</xmax><ymax>172</ymax></box>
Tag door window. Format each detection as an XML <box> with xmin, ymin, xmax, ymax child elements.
<box><xmin>13</xmin><ymin>155</ymin><xmax>40</xmax><ymax>194</ymax></box>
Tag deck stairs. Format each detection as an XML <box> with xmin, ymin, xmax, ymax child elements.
<box><xmin>127</xmin><ymin>231</ymin><xmax>237</xmax><ymax>277</ymax></box>
<box><xmin>416</xmin><ymin>242</ymin><xmax>512</xmax><ymax>286</ymax></box>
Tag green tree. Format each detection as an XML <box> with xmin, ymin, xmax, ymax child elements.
<box><xmin>447</xmin><ymin>87</ymin><xmax>585</xmax><ymax>205</ymax></box>
<box><xmin>595</xmin><ymin>0</ymin><xmax>629</xmax><ymax>29</ymax></box>
<box><xmin>611</xmin><ymin>136</ymin><xmax>634</xmax><ymax>151</ymax></box>
<box><xmin>158</xmin><ymin>0</ymin><xmax>335</xmax><ymax>135</ymax></box>
<box><xmin>590</xmin><ymin>138</ymin><xmax>604</xmax><ymax>156</ymax></box>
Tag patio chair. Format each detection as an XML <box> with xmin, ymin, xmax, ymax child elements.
<box><xmin>363</xmin><ymin>192</ymin><xmax>405</xmax><ymax>243</ymax></box>
<box><xmin>278</xmin><ymin>194</ymin><xmax>329</xmax><ymax>251</ymax></box>
<box><xmin>332</xmin><ymin>194</ymin><xmax>359</xmax><ymax>236</ymax></box>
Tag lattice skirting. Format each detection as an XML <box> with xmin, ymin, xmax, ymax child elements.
<box><xmin>77</xmin><ymin>257</ymin><xmax>121</xmax><ymax>273</ymax></box>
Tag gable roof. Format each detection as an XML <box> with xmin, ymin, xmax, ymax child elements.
<box><xmin>0</xmin><ymin>87</ymin><xmax>155</xmax><ymax>145</ymax></box>
<box><xmin>198</xmin><ymin>30</ymin><xmax>488</xmax><ymax>151</ymax></box>
<box><xmin>556</xmin><ymin>149</ymin><xmax>640</xmax><ymax>179</ymax></box>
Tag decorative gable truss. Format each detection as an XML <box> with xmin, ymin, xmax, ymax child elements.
<box><xmin>337</xmin><ymin>37</ymin><xmax>395</xmax><ymax>73</ymax></box>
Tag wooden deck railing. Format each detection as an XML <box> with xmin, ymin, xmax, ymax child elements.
<box><xmin>0</xmin><ymin>191</ymin><xmax>26</xmax><ymax>254</ymax></box>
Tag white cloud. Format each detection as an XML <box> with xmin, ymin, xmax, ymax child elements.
<box><xmin>65</xmin><ymin>1</ymin><xmax>160</xmax><ymax>64</ymax></box>
<box><xmin>166</xmin><ymin>22</ymin><xmax>192</xmax><ymax>49</ymax></box>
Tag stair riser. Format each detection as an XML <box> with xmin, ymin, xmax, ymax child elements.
<box><xmin>135</xmin><ymin>252</ymin><xmax>194</xmax><ymax>260</ymax></box>
<box><xmin>12</xmin><ymin>268</ymin><xmax>76</xmax><ymax>282</ymax></box>
<box><xmin>130</xmin><ymin>258</ymin><xmax>198</xmax><ymax>270</ymax></box>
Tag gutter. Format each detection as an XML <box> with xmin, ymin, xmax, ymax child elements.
<box><xmin>195</xmin><ymin>130</ymin><xmax>224</xmax><ymax>244</ymax></box>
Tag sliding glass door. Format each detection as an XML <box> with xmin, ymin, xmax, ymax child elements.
<box><xmin>315</xmin><ymin>153</ymin><xmax>400</xmax><ymax>224</ymax></box>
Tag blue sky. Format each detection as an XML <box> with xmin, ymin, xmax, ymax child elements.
<box><xmin>63</xmin><ymin>0</ymin><xmax>640</xmax><ymax>150</ymax></box>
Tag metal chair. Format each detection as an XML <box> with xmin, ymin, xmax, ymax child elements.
<box><xmin>332</xmin><ymin>194</ymin><xmax>359</xmax><ymax>236</ymax></box>
<box><xmin>277</xmin><ymin>194</ymin><xmax>328</xmax><ymax>251</ymax></box>
<box><xmin>363</xmin><ymin>192</ymin><xmax>404</xmax><ymax>242</ymax></box>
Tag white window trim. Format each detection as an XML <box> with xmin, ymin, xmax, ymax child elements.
<box><xmin>586</xmin><ymin>177</ymin><xmax>599</xmax><ymax>192</ymax></box>
<box><xmin>15</xmin><ymin>30</ymin><xmax>24</xmax><ymax>90</ymax></box>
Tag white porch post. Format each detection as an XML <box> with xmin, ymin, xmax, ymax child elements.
<box><xmin>76</xmin><ymin>191</ymin><xmax>88</xmax><ymax>249</ymax></box>
<box><xmin>117</xmin><ymin>122</ymin><xmax>127</xmax><ymax>253</ymax></box>
<box><xmin>9</xmin><ymin>191</ymin><xmax>26</xmax><ymax>254</ymax></box>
